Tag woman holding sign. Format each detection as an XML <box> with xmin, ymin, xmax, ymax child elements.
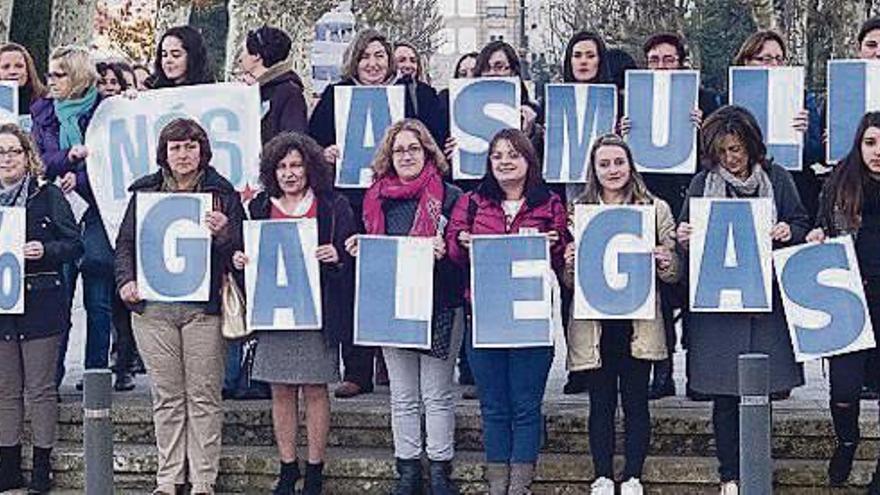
<box><xmin>562</xmin><ymin>134</ymin><xmax>680</xmax><ymax>495</ymax></box>
<box><xmin>345</xmin><ymin>119</ymin><xmax>463</xmax><ymax>494</ymax></box>
<box><xmin>807</xmin><ymin>112</ymin><xmax>880</xmax><ymax>490</ymax></box>
<box><xmin>0</xmin><ymin>123</ymin><xmax>82</xmax><ymax>493</ymax></box>
<box><xmin>676</xmin><ymin>105</ymin><xmax>809</xmax><ymax>494</ymax></box>
<box><xmin>115</xmin><ymin>118</ymin><xmax>244</xmax><ymax>495</ymax></box>
<box><xmin>0</xmin><ymin>43</ymin><xmax>47</xmax><ymax>116</ymax></box>
<box><xmin>446</xmin><ymin>128</ymin><xmax>569</xmax><ymax>494</ymax></box>
<box><xmin>232</xmin><ymin>132</ymin><xmax>356</xmax><ymax>495</ymax></box>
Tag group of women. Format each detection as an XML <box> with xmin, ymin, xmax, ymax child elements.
<box><xmin>0</xmin><ymin>14</ymin><xmax>878</xmax><ymax>495</ymax></box>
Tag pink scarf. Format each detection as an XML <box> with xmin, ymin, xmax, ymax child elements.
<box><xmin>363</xmin><ymin>162</ymin><xmax>444</xmax><ymax>236</ymax></box>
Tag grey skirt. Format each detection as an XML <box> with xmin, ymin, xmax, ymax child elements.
<box><xmin>251</xmin><ymin>330</ymin><xmax>340</xmax><ymax>385</ymax></box>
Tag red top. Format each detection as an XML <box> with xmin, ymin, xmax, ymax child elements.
<box><xmin>269</xmin><ymin>197</ymin><xmax>318</xmax><ymax>220</ymax></box>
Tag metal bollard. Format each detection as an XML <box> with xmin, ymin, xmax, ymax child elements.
<box><xmin>83</xmin><ymin>369</ymin><xmax>114</xmax><ymax>495</ymax></box>
<box><xmin>738</xmin><ymin>353</ymin><xmax>771</xmax><ymax>495</ymax></box>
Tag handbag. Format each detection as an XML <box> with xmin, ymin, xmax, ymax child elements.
<box><xmin>221</xmin><ymin>272</ymin><xmax>249</xmax><ymax>339</ymax></box>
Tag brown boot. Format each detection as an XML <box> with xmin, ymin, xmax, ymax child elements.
<box><xmin>334</xmin><ymin>381</ymin><xmax>364</xmax><ymax>398</ymax></box>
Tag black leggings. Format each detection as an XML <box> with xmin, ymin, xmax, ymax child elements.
<box><xmin>586</xmin><ymin>328</ymin><xmax>651</xmax><ymax>480</ymax></box>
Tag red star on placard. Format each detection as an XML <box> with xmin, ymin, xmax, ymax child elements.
<box><xmin>240</xmin><ymin>183</ymin><xmax>257</xmax><ymax>203</ymax></box>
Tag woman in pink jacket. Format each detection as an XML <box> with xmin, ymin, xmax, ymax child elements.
<box><xmin>446</xmin><ymin>128</ymin><xmax>569</xmax><ymax>494</ymax></box>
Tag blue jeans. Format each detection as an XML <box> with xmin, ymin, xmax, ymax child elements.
<box><xmin>466</xmin><ymin>328</ymin><xmax>553</xmax><ymax>463</ymax></box>
<box><xmin>56</xmin><ymin>207</ymin><xmax>114</xmax><ymax>384</ymax></box>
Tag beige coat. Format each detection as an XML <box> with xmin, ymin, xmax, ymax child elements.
<box><xmin>563</xmin><ymin>198</ymin><xmax>681</xmax><ymax>371</ymax></box>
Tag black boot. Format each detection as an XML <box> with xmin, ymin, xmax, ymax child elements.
<box><xmin>828</xmin><ymin>401</ymin><xmax>859</xmax><ymax>486</ymax></box>
<box><xmin>27</xmin><ymin>446</ymin><xmax>52</xmax><ymax>494</ymax></box>
<box><xmin>0</xmin><ymin>444</ymin><xmax>24</xmax><ymax>491</ymax></box>
<box><xmin>114</xmin><ymin>369</ymin><xmax>136</xmax><ymax>392</ymax></box>
<box><xmin>272</xmin><ymin>459</ymin><xmax>300</xmax><ymax>495</ymax></box>
<box><xmin>302</xmin><ymin>461</ymin><xmax>324</xmax><ymax>495</ymax></box>
<box><xmin>390</xmin><ymin>458</ymin><xmax>422</xmax><ymax>495</ymax></box>
<box><xmin>429</xmin><ymin>460</ymin><xmax>458</xmax><ymax>495</ymax></box>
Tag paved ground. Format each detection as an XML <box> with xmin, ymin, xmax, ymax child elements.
<box><xmin>58</xmin><ymin>282</ymin><xmax>848</xmax><ymax>412</ymax></box>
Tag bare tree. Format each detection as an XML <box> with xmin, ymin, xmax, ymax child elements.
<box><xmin>155</xmin><ymin>0</ymin><xmax>193</xmax><ymax>39</ymax></box>
<box><xmin>351</xmin><ymin>0</ymin><xmax>444</xmax><ymax>58</ymax></box>
<box><xmin>0</xmin><ymin>0</ymin><xmax>13</xmax><ymax>42</ymax></box>
<box><xmin>51</xmin><ymin>0</ymin><xmax>99</xmax><ymax>48</ymax></box>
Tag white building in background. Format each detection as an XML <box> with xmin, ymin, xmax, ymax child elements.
<box><xmin>311</xmin><ymin>2</ymin><xmax>356</xmax><ymax>95</ymax></box>
<box><xmin>431</xmin><ymin>0</ymin><xmax>523</xmax><ymax>88</ymax></box>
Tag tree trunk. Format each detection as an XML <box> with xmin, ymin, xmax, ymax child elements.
<box><xmin>0</xmin><ymin>0</ymin><xmax>14</xmax><ymax>42</ymax></box>
<box><xmin>780</xmin><ymin>0</ymin><xmax>808</xmax><ymax>64</ymax></box>
<box><xmin>50</xmin><ymin>0</ymin><xmax>98</xmax><ymax>48</ymax></box>
<box><xmin>224</xmin><ymin>0</ymin><xmax>340</xmax><ymax>95</ymax></box>
<box><xmin>749</xmin><ymin>0</ymin><xmax>778</xmax><ymax>28</ymax></box>
<box><xmin>189</xmin><ymin>0</ymin><xmax>229</xmax><ymax>81</ymax></box>
<box><xmin>155</xmin><ymin>0</ymin><xmax>193</xmax><ymax>42</ymax></box>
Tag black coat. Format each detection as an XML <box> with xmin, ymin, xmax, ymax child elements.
<box><xmin>260</xmin><ymin>70</ymin><xmax>308</xmax><ymax>144</ymax></box>
<box><xmin>114</xmin><ymin>167</ymin><xmax>245</xmax><ymax>315</ymax></box>
<box><xmin>307</xmin><ymin>76</ymin><xmax>444</xmax><ymax>148</ymax></box>
<box><xmin>247</xmin><ymin>190</ymin><xmax>357</xmax><ymax>345</ymax></box>
<box><xmin>0</xmin><ymin>180</ymin><xmax>83</xmax><ymax>341</ymax></box>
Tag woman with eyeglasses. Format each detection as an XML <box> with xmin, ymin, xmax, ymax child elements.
<box><xmin>345</xmin><ymin>119</ymin><xmax>464</xmax><ymax>495</ymax></box>
<box><xmin>0</xmin><ymin>123</ymin><xmax>83</xmax><ymax>494</ymax></box>
<box><xmin>30</xmin><ymin>46</ymin><xmax>115</xmax><ymax>392</ymax></box>
<box><xmin>733</xmin><ymin>30</ymin><xmax>823</xmax><ymax>222</ymax></box>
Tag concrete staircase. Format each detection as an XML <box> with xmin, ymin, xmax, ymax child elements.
<box><xmin>18</xmin><ymin>392</ymin><xmax>877</xmax><ymax>493</ymax></box>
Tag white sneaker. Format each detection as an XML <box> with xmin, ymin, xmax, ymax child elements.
<box><xmin>620</xmin><ymin>477</ymin><xmax>644</xmax><ymax>495</ymax></box>
<box><xmin>590</xmin><ymin>476</ymin><xmax>615</xmax><ymax>495</ymax></box>
<box><xmin>720</xmin><ymin>481</ymin><xmax>739</xmax><ymax>495</ymax></box>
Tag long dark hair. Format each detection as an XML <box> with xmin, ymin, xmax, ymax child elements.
<box><xmin>151</xmin><ymin>26</ymin><xmax>215</xmax><ymax>88</ymax></box>
<box><xmin>453</xmin><ymin>51</ymin><xmax>478</xmax><ymax>78</ymax></box>
<box><xmin>259</xmin><ymin>132</ymin><xmax>332</xmax><ymax>198</ymax></box>
<box><xmin>700</xmin><ymin>105</ymin><xmax>767</xmax><ymax>171</ymax></box>
<box><xmin>479</xmin><ymin>128</ymin><xmax>543</xmax><ymax>202</ymax></box>
<box><xmin>562</xmin><ymin>31</ymin><xmax>610</xmax><ymax>84</ymax></box>
<box><xmin>819</xmin><ymin>112</ymin><xmax>880</xmax><ymax>229</ymax></box>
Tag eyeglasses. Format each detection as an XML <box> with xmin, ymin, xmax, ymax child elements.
<box><xmin>647</xmin><ymin>55</ymin><xmax>680</xmax><ymax>66</ymax></box>
<box><xmin>392</xmin><ymin>144</ymin><xmax>424</xmax><ymax>158</ymax></box>
<box><xmin>0</xmin><ymin>148</ymin><xmax>24</xmax><ymax>158</ymax></box>
<box><xmin>751</xmin><ymin>55</ymin><xmax>785</xmax><ymax>65</ymax></box>
<box><xmin>46</xmin><ymin>71</ymin><xmax>68</xmax><ymax>80</ymax></box>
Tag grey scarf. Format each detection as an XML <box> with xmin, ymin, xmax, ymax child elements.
<box><xmin>704</xmin><ymin>164</ymin><xmax>777</xmax><ymax>223</ymax></box>
<box><xmin>0</xmin><ymin>174</ymin><xmax>30</xmax><ymax>207</ymax></box>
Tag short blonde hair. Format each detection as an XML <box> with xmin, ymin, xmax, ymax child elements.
<box><xmin>49</xmin><ymin>45</ymin><xmax>97</xmax><ymax>99</ymax></box>
<box><xmin>370</xmin><ymin>119</ymin><xmax>448</xmax><ymax>180</ymax></box>
<box><xmin>0</xmin><ymin>123</ymin><xmax>45</xmax><ymax>177</ymax></box>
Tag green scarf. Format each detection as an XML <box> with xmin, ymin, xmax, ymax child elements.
<box><xmin>53</xmin><ymin>86</ymin><xmax>98</xmax><ymax>149</ymax></box>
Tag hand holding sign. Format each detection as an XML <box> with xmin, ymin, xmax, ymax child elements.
<box><xmin>119</xmin><ymin>281</ymin><xmax>142</xmax><ymax>304</ymax></box>
<box><xmin>22</xmin><ymin>241</ymin><xmax>44</xmax><ymax>260</ymax></box>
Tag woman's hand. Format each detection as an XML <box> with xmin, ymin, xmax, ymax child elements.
<box><xmin>547</xmin><ymin>230</ymin><xmax>561</xmax><ymax>246</ymax></box>
<box><xmin>205</xmin><ymin>211</ymin><xmax>229</xmax><ymax>235</ymax></box>
<box><xmin>316</xmin><ymin>244</ymin><xmax>340</xmax><ymax>264</ymax></box>
<box><xmin>676</xmin><ymin>222</ymin><xmax>693</xmax><ymax>250</ymax></box>
<box><xmin>617</xmin><ymin>116</ymin><xmax>631</xmax><ymax>136</ymax></box>
<box><xmin>344</xmin><ymin>235</ymin><xmax>359</xmax><ymax>257</ymax></box>
<box><xmin>564</xmin><ymin>242</ymin><xmax>576</xmax><ymax>267</ymax></box>
<box><xmin>67</xmin><ymin>144</ymin><xmax>88</xmax><ymax>162</ymax></box>
<box><xmin>232</xmin><ymin>250</ymin><xmax>248</xmax><ymax>271</ymax></box>
<box><xmin>792</xmin><ymin>109</ymin><xmax>808</xmax><ymax>133</ymax></box>
<box><xmin>457</xmin><ymin>231</ymin><xmax>472</xmax><ymax>250</ymax></box>
<box><xmin>443</xmin><ymin>137</ymin><xmax>458</xmax><ymax>162</ymax></box>
<box><xmin>806</xmin><ymin>227</ymin><xmax>826</xmax><ymax>244</ymax></box>
<box><xmin>654</xmin><ymin>245</ymin><xmax>673</xmax><ymax>271</ymax></box>
<box><xmin>521</xmin><ymin>105</ymin><xmax>538</xmax><ymax>135</ymax></box>
<box><xmin>770</xmin><ymin>222</ymin><xmax>792</xmax><ymax>243</ymax></box>
<box><xmin>23</xmin><ymin>241</ymin><xmax>44</xmax><ymax>260</ymax></box>
<box><xmin>690</xmin><ymin>108</ymin><xmax>703</xmax><ymax>129</ymax></box>
<box><xmin>58</xmin><ymin>172</ymin><xmax>77</xmax><ymax>193</ymax></box>
<box><xmin>433</xmin><ymin>236</ymin><xmax>446</xmax><ymax>260</ymax></box>
<box><xmin>323</xmin><ymin>145</ymin><xmax>340</xmax><ymax>164</ymax></box>
<box><xmin>119</xmin><ymin>281</ymin><xmax>142</xmax><ymax>304</ymax></box>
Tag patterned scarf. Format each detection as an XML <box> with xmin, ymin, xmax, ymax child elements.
<box><xmin>0</xmin><ymin>173</ymin><xmax>29</xmax><ymax>207</ymax></box>
<box><xmin>704</xmin><ymin>164</ymin><xmax>777</xmax><ymax>223</ymax></box>
<box><xmin>362</xmin><ymin>162</ymin><xmax>444</xmax><ymax>236</ymax></box>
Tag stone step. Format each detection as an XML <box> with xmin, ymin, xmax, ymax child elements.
<box><xmin>51</xmin><ymin>397</ymin><xmax>880</xmax><ymax>460</ymax></box>
<box><xmin>24</xmin><ymin>443</ymin><xmax>874</xmax><ymax>493</ymax></box>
